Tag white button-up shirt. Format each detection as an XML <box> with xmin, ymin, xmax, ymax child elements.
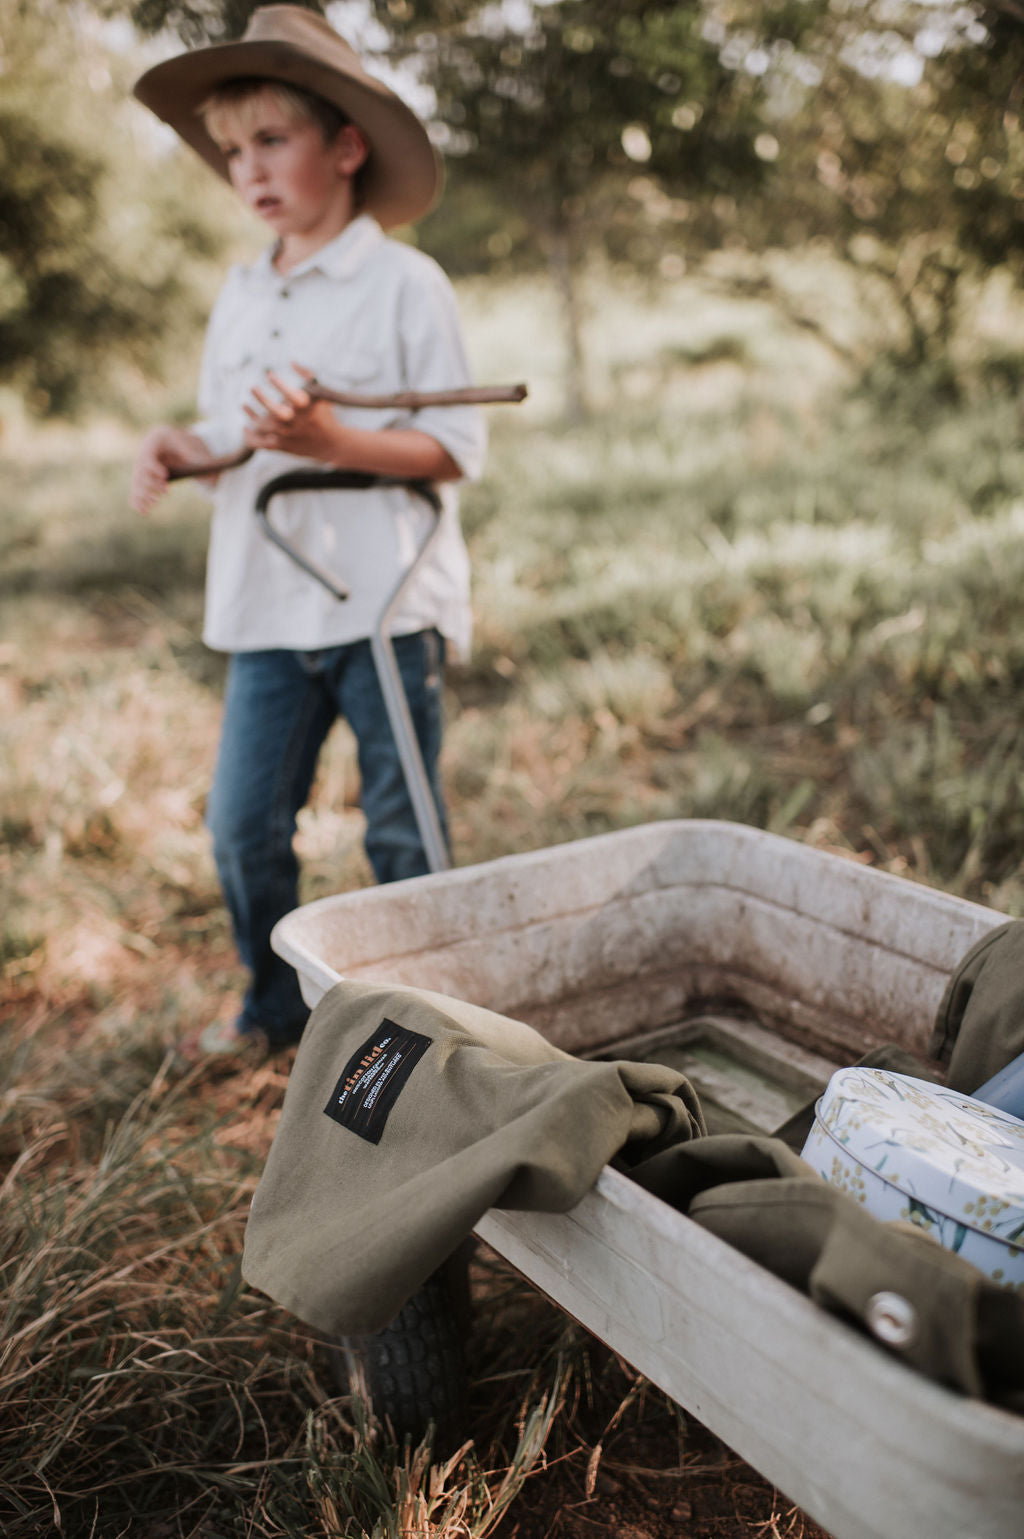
<box><xmin>193</xmin><ymin>215</ymin><xmax>486</xmax><ymax>657</ymax></box>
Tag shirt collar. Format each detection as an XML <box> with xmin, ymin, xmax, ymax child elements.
<box><xmin>249</xmin><ymin>214</ymin><xmax>384</xmax><ymax>285</ymax></box>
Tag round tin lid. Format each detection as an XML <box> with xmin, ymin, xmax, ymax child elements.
<box><xmin>814</xmin><ymin>1067</ymin><xmax>1024</xmax><ymax>1242</ymax></box>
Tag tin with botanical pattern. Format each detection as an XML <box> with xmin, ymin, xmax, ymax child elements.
<box><xmin>801</xmin><ymin>1066</ymin><xmax>1024</xmax><ymax>1288</ymax></box>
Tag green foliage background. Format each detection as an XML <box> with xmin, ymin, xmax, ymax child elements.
<box><xmin>6</xmin><ymin>0</ymin><xmax>1024</xmax><ymax>415</ymax></box>
<box><xmin>0</xmin><ymin>0</ymin><xmax>258</xmax><ymax>417</ymax></box>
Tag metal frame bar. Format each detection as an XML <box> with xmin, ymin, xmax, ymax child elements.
<box><xmin>254</xmin><ymin>469</ymin><xmax>450</xmax><ymax>873</ymax></box>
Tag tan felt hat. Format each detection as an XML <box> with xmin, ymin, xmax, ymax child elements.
<box><xmin>133</xmin><ymin>4</ymin><xmax>442</xmax><ymax>229</ymax></box>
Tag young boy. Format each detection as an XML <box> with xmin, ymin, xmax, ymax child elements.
<box><xmin>130</xmin><ymin>6</ymin><xmax>486</xmax><ymax>1055</ymax></box>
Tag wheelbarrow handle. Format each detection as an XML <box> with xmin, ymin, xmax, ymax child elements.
<box><xmin>253</xmin><ymin>466</ymin><xmax>452</xmax><ymax>871</ymax></box>
<box><xmin>253</xmin><ymin>468</ymin><xmax>441</xmax><ymax>602</ymax></box>
<box><xmin>165</xmin><ymin>381</ymin><xmax>527</xmax><ymax>483</ymax></box>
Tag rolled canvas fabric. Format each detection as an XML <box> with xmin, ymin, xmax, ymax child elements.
<box><xmin>930</xmin><ymin>919</ymin><xmax>1024</xmax><ymax>1093</ymax></box>
<box><xmin>629</xmin><ymin>1133</ymin><xmax>1024</xmax><ymax>1406</ymax></box>
<box><xmin>242</xmin><ymin>979</ymin><xmax>705</xmax><ymax>1334</ymax></box>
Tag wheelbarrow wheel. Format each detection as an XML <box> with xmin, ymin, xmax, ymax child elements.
<box><xmin>332</xmin><ymin>1246</ymin><xmax>472</xmax><ymax>1446</ymax></box>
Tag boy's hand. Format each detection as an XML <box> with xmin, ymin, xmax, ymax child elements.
<box><xmin>131</xmin><ymin>426</ymin><xmax>216</xmax><ymax>513</ymax></box>
<box><xmin>243</xmin><ymin>362</ymin><xmax>462</xmax><ymax>481</ymax></box>
<box><xmin>243</xmin><ymin>365</ymin><xmax>345</xmax><ymax>463</ymax></box>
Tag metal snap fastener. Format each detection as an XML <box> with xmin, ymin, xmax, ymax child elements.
<box><xmin>866</xmin><ymin>1291</ymin><xmax>918</xmax><ymax>1348</ymax></box>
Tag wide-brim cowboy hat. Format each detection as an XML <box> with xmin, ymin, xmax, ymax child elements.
<box><xmin>133</xmin><ymin>4</ymin><xmax>442</xmax><ymax>229</ymax></box>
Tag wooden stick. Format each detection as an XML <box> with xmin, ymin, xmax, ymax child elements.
<box><xmin>311</xmin><ymin>381</ymin><xmax>527</xmax><ymax>409</ymax></box>
<box><xmin>165</xmin><ymin>381</ymin><xmax>527</xmax><ymax>482</ymax></box>
<box><xmin>167</xmin><ymin>447</ymin><xmax>254</xmax><ymax>480</ymax></box>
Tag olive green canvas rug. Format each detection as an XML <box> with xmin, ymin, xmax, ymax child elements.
<box><xmin>242</xmin><ymin>978</ymin><xmax>705</xmax><ymax>1335</ymax></box>
<box><xmin>243</xmin><ymin>971</ymin><xmax>1024</xmax><ymax>1407</ymax></box>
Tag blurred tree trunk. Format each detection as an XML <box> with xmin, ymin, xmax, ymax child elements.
<box><xmin>544</xmin><ymin>212</ymin><xmax>589</xmax><ymax>423</ymax></box>
<box><xmin>361</xmin><ymin>0</ymin><xmax>777</xmax><ymax>421</ymax></box>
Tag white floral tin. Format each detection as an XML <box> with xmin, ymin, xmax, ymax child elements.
<box><xmin>801</xmin><ymin>1067</ymin><xmax>1024</xmax><ymax>1288</ymax></box>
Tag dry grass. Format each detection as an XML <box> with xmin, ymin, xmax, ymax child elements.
<box><xmin>0</xmin><ymin>1018</ymin><xmax>586</xmax><ymax>1538</ymax></box>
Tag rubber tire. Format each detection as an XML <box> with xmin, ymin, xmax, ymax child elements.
<box><xmin>333</xmin><ymin>1249</ymin><xmax>471</xmax><ymax>1445</ymax></box>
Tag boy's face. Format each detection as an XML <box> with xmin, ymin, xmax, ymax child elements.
<box><xmin>211</xmin><ymin>89</ymin><xmax>367</xmax><ymax>250</ymax></box>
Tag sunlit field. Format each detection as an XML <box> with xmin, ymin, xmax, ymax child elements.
<box><xmin>4</xmin><ymin>260</ymin><xmax>1024</xmax><ymax>1536</ymax></box>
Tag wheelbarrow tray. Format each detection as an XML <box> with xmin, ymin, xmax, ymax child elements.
<box><xmin>271</xmin><ymin>819</ymin><xmax>1023</xmax><ymax>1539</ymax></box>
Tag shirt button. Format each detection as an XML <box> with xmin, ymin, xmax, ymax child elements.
<box><xmin>866</xmin><ymin>1292</ymin><xmax>918</xmax><ymax>1349</ymax></box>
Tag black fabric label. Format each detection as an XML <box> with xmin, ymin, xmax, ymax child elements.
<box><xmin>323</xmin><ymin>1020</ymin><xmax>432</xmax><ymax>1145</ymax></box>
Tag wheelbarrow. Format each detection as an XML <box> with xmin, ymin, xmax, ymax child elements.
<box><xmin>270</xmin><ymin>820</ymin><xmax>1024</xmax><ymax>1539</ymax></box>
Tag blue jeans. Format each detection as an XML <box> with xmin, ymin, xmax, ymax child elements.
<box><xmin>205</xmin><ymin>631</ymin><xmax>447</xmax><ymax>1044</ymax></box>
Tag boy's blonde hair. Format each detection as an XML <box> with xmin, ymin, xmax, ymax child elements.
<box><xmin>199</xmin><ymin>76</ymin><xmax>365</xmax><ymax>204</ymax></box>
<box><xmin>200</xmin><ymin>76</ymin><xmax>353</xmax><ymax>148</ymax></box>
